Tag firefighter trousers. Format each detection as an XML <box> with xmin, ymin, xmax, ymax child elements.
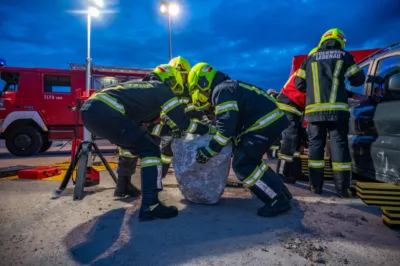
<box><xmin>160</xmin><ymin>135</ymin><xmax>174</xmax><ymax>178</ymax></box>
<box><xmin>307</xmin><ymin>121</ymin><xmax>352</xmax><ymax>195</ymax></box>
<box><xmin>81</xmin><ymin>99</ymin><xmax>162</xmax><ymax>206</ymax></box>
<box><xmin>277</xmin><ymin>111</ymin><xmax>304</xmax><ymax>182</ymax></box>
<box><xmin>115</xmin><ymin>148</ymin><xmax>138</xmax><ymax>196</ymax></box>
<box><xmin>232</xmin><ymin>116</ymin><xmax>289</xmax><ymax>204</ymax></box>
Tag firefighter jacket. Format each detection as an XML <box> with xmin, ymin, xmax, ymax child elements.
<box><xmin>179</xmin><ymin>83</ymin><xmax>205</xmax><ymax>120</ymax></box>
<box><xmin>161</xmin><ymin>83</ymin><xmax>204</xmax><ymax>129</ymax></box>
<box><xmin>277</xmin><ymin>69</ymin><xmax>306</xmax><ymax>116</ymax></box>
<box><xmin>145</xmin><ymin>120</ymin><xmax>173</xmax><ymax>137</ymax></box>
<box><xmin>294</xmin><ymin>40</ymin><xmax>365</xmax><ymax>122</ymax></box>
<box><xmin>90</xmin><ymin>79</ymin><xmax>210</xmax><ymax>136</ymax></box>
<box><xmin>206</xmin><ymin>75</ymin><xmax>285</xmax><ymax>154</ymax></box>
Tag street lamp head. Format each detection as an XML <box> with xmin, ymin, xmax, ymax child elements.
<box><xmin>159</xmin><ymin>1</ymin><xmax>167</xmax><ymax>14</ymax></box>
<box><xmin>88</xmin><ymin>6</ymin><xmax>100</xmax><ymax>17</ymax></box>
<box><xmin>168</xmin><ymin>2</ymin><xmax>179</xmax><ymax>16</ymax></box>
<box><xmin>90</xmin><ymin>0</ymin><xmax>104</xmax><ymax>8</ymax></box>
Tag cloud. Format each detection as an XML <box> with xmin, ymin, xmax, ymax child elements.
<box><xmin>1</xmin><ymin>0</ymin><xmax>399</xmax><ymax>90</ymax></box>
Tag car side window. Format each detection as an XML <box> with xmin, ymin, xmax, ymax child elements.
<box><xmin>373</xmin><ymin>55</ymin><xmax>400</xmax><ymax>99</ymax></box>
<box><xmin>345</xmin><ymin>64</ymin><xmax>370</xmax><ymax>94</ymax></box>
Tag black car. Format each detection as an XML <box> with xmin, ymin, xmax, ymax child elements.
<box><xmin>347</xmin><ymin>41</ymin><xmax>400</xmax><ymax>184</ymax></box>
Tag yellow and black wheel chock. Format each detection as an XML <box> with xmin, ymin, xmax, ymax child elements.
<box><xmin>356</xmin><ymin>182</ymin><xmax>400</xmax><ymax>229</ymax></box>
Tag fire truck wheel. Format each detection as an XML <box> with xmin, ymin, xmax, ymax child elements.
<box><xmin>39</xmin><ymin>139</ymin><xmax>53</xmax><ymax>153</ymax></box>
<box><xmin>5</xmin><ymin>125</ymin><xmax>44</xmax><ymax>157</ymax></box>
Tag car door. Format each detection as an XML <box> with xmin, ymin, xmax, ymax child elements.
<box><xmin>347</xmin><ymin>62</ymin><xmax>377</xmax><ymax>178</ymax></box>
<box><xmin>368</xmin><ymin>53</ymin><xmax>400</xmax><ymax>183</ymax></box>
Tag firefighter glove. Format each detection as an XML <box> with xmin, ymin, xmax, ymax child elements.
<box><xmin>171</xmin><ymin>127</ymin><xmax>183</xmax><ymax>138</ymax></box>
<box><xmin>196</xmin><ymin>147</ymin><xmax>214</xmax><ymax>164</ymax></box>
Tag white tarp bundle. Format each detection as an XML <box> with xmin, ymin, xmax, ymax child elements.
<box><xmin>171</xmin><ymin>134</ymin><xmax>232</xmax><ymax>204</ymax></box>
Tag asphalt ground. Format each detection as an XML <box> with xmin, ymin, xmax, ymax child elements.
<box><xmin>0</xmin><ymin>141</ymin><xmax>399</xmax><ymax>266</ymax></box>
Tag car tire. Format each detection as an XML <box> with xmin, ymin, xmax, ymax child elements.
<box><xmin>5</xmin><ymin>125</ymin><xmax>43</xmax><ymax>157</ymax></box>
<box><xmin>39</xmin><ymin>139</ymin><xmax>53</xmax><ymax>153</ymax></box>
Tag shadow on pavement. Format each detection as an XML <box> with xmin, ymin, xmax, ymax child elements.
<box><xmin>64</xmin><ymin>197</ymin><xmax>306</xmax><ymax>265</ymax></box>
<box><xmin>66</xmin><ymin>208</ymin><xmax>127</xmax><ymax>265</ymax></box>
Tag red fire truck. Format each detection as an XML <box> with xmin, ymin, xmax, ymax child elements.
<box><xmin>0</xmin><ymin>63</ymin><xmax>153</xmax><ymax>156</ymax></box>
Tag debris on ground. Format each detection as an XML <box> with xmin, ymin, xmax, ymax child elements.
<box><xmin>279</xmin><ymin>232</ymin><xmax>328</xmax><ymax>264</ymax></box>
<box><xmin>325</xmin><ymin>211</ymin><xmax>368</xmax><ymax>226</ymax></box>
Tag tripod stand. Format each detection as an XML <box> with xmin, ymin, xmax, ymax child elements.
<box><xmin>52</xmin><ymin>98</ymin><xmax>117</xmax><ymax>201</ymax></box>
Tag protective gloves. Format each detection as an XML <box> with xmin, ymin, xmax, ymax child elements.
<box><xmin>171</xmin><ymin>127</ymin><xmax>183</xmax><ymax>138</ymax></box>
<box><xmin>196</xmin><ymin>146</ymin><xmax>214</xmax><ymax>164</ymax></box>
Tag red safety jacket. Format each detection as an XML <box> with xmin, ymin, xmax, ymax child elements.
<box><xmin>280</xmin><ymin>70</ymin><xmax>306</xmax><ymax>109</ymax></box>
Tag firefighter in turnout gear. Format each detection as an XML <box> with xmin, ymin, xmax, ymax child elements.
<box><xmin>189</xmin><ymin>62</ymin><xmax>293</xmax><ymax>217</ymax></box>
<box><xmin>294</xmin><ymin>28</ymin><xmax>366</xmax><ymax>197</ymax></box>
<box><xmin>159</xmin><ymin>56</ymin><xmax>205</xmax><ymax>178</ymax></box>
<box><xmin>276</xmin><ymin>47</ymin><xmax>318</xmax><ymax>183</ymax></box>
<box><xmin>81</xmin><ymin>64</ymin><xmax>216</xmax><ymax>221</ymax></box>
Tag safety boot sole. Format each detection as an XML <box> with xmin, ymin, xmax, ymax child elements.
<box><xmin>257</xmin><ymin>198</ymin><xmax>291</xmax><ymax>217</ymax></box>
<box><xmin>139</xmin><ymin>204</ymin><xmax>178</xmax><ymax>221</ymax></box>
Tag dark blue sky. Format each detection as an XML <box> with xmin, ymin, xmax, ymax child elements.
<box><xmin>1</xmin><ymin>0</ymin><xmax>399</xmax><ymax>89</ymax></box>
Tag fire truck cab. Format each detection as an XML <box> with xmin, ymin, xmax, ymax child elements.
<box><xmin>0</xmin><ymin>63</ymin><xmax>152</xmax><ymax>156</ymax></box>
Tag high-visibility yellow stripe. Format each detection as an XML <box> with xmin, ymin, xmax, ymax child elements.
<box><xmin>305</xmin><ymin>102</ymin><xmax>349</xmax><ymax>113</ymax></box>
<box><xmin>330</xmin><ymin>60</ymin><xmax>343</xmax><ymax>103</ymax></box>
<box><xmin>297</xmin><ymin>69</ymin><xmax>306</xmax><ymax>79</ymax></box>
<box><xmin>244</xmin><ymin>108</ymin><xmax>284</xmax><ymax>133</ymax></box>
<box><xmin>118</xmin><ymin>147</ymin><xmax>137</xmax><ymax>158</ymax></box>
<box><xmin>279</xmin><ymin>153</ymin><xmax>293</xmax><ymax>162</ymax></box>
<box><xmin>186</xmin><ymin>120</ymin><xmax>198</xmax><ymax>133</ymax></box>
<box><xmin>308</xmin><ymin>160</ymin><xmax>325</xmax><ymax>168</ymax></box>
<box><xmin>239</xmin><ymin>82</ymin><xmax>276</xmax><ymax>102</ymax></box>
<box><xmin>161</xmin><ymin>154</ymin><xmax>173</xmax><ymax>164</ymax></box>
<box><xmin>179</xmin><ymin>97</ymin><xmax>190</xmax><ymax>104</ymax></box>
<box><xmin>277</xmin><ymin>102</ymin><xmax>302</xmax><ymax>116</ymax></box>
<box><xmin>141</xmin><ymin>157</ymin><xmax>161</xmax><ymax>167</ymax></box>
<box><xmin>151</xmin><ymin>124</ymin><xmax>162</xmax><ymax>136</ymax></box>
<box><xmin>345</xmin><ymin>64</ymin><xmax>361</xmax><ymax>78</ymax></box>
<box><xmin>184</xmin><ymin>104</ymin><xmax>195</xmax><ymax>113</ymax></box>
<box><xmin>243</xmin><ymin>161</ymin><xmax>269</xmax><ymax>187</ymax></box>
<box><xmin>332</xmin><ymin>161</ymin><xmax>352</xmax><ymax>171</ymax></box>
<box><xmin>311</xmin><ymin>62</ymin><xmax>321</xmax><ymax>103</ymax></box>
<box><xmin>213</xmin><ymin>131</ymin><xmax>230</xmax><ymax>146</ymax></box>
<box><xmin>162</xmin><ymin>97</ymin><xmax>180</xmax><ymax>113</ymax></box>
<box><xmin>91</xmin><ymin>93</ymin><xmax>125</xmax><ymax>114</ymax></box>
<box><xmin>215</xmin><ymin>101</ymin><xmax>239</xmax><ymax>115</ymax></box>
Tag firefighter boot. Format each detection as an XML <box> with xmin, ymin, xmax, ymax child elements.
<box><xmin>333</xmin><ymin>171</ymin><xmax>353</xmax><ymax>198</ymax></box>
<box><xmin>308</xmin><ymin>168</ymin><xmax>324</xmax><ymax>194</ymax></box>
<box><xmin>281</xmin><ymin>184</ymin><xmax>293</xmax><ymax>200</ymax></box>
<box><xmin>257</xmin><ymin>193</ymin><xmax>291</xmax><ymax>217</ymax></box>
<box><xmin>114</xmin><ymin>176</ymin><xmax>141</xmax><ymax>198</ymax></box>
<box><xmin>139</xmin><ymin>165</ymin><xmax>178</xmax><ymax>221</ymax></box>
<box><xmin>114</xmin><ymin>176</ymin><xmax>129</xmax><ymax>197</ymax></box>
<box><xmin>126</xmin><ymin>175</ymin><xmax>141</xmax><ymax>197</ymax></box>
<box><xmin>293</xmin><ymin>156</ymin><xmax>308</xmax><ymax>181</ymax></box>
<box><xmin>277</xmin><ymin>159</ymin><xmax>296</xmax><ymax>184</ymax></box>
<box><xmin>139</xmin><ymin>202</ymin><xmax>179</xmax><ymax>221</ymax></box>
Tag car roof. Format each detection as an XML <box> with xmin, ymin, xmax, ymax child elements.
<box><xmin>358</xmin><ymin>41</ymin><xmax>400</xmax><ymax>65</ymax></box>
